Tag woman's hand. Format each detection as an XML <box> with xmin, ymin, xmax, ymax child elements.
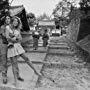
<box><xmin>9</xmin><ymin>33</ymin><xmax>15</xmax><ymax>38</ymax></box>
<box><xmin>16</xmin><ymin>34</ymin><xmax>22</xmax><ymax>42</ymax></box>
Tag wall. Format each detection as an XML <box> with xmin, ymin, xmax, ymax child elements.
<box><xmin>66</xmin><ymin>18</ymin><xmax>80</xmax><ymax>42</ymax></box>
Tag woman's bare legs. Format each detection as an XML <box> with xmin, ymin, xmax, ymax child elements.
<box><xmin>2</xmin><ymin>45</ymin><xmax>8</xmax><ymax>84</ymax></box>
<box><xmin>2</xmin><ymin>53</ymin><xmax>8</xmax><ymax>84</ymax></box>
<box><xmin>20</xmin><ymin>53</ymin><xmax>41</xmax><ymax>76</ymax></box>
<box><xmin>10</xmin><ymin>57</ymin><xmax>18</xmax><ymax>84</ymax></box>
<box><xmin>10</xmin><ymin>56</ymin><xmax>24</xmax><ymax>84</ymax></box>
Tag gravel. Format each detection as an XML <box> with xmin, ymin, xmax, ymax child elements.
<box><xmin>37</xmin><ymin>37</ymin><xmax>90</xmax><ymax>90</ymax></box>
<box><xmin>37</xmin><ymin>53</ymin><xmax>90</xmax><ymax>89</ymax></box>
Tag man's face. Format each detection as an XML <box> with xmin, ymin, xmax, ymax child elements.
<box><xmin>5</xmin><ymin>16</ymin><xmax>11</xmax><ymax>25</ymax></box>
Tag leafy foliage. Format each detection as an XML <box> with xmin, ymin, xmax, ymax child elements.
<box><xmin>79</xmin><ymin>0</ymin><xmax>90</xmax><ymax>14</ymax></box>
<box><xmin>52</xmin><ymin>0</ymin><xmax>81</xmax><ymax>28</ymax></box>
<box><xmin>0</xmin><ymin>0</ymin><xmax>9</xmax><ymax>26</ymax></box>
<box><xmin>0</xmin><ymin>0</ymin><xmax>9</xmax><ymax>10</ymax></box>
<box><xmin>37</xmin><ymin>13</ymin><xmax>50</xmax><ymax>21</ymax></box>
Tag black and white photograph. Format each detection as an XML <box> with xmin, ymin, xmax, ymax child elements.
<box><xmin>0</xmin><ymin>0</ymin><xmax>90</xmax><ymax>90</ymax></box>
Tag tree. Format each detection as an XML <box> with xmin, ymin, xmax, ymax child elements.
<box><xmin>27</xmin><ymin>12</ymin><xmax>36</xmax><ymax>26</ymax></box>
<box><xmin>0</xmin><ymin>0</ymin><xmax>9</xmax><ymax>26</ymax></box>
<box><xmin>52</xmin><ymin>0</ymin><xmax>81</xmax><ymax>28</ymax></box>
<box><xmin>52</xmin><ymin>0</ymin><xmax>71</xmax><ymax>28</ymax></box>
<box><xmin>37</xmin><ymin>13</ymin><xmax>50</xmax><ymax>21</ymax></box>
<box><xmin>0</xmin><ymin>0</ymin><xmax>9</xmax><ymax>10</ymax></box>
<box><xmin>52</xmin><ymin>0</ymin><xmax>71</xmax><ymax>18</ymax></box>
<box><xmin>79</xmin><ymin>0</ymin><xmax>90</xmax><ymax>14</ymax></box>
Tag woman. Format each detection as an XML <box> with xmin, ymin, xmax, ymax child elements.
<box><xmin>6</xmin><ymin>16</ymin><xmax>41</xmax><ymax>84</ymax></box>
<box><xmin>42</xmin><ymin>29</ymin><xmax>49</xmax><ymax>49</ymax></box>
<box><xmin>0</xmin><ymin>15</ymin><xmax>10</xmax><ymax>84</ymax></box>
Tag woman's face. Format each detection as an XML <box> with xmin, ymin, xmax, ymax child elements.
<box><xmin>13</xmin><ymin>18</ymin><xmax>19</xmax><ymax>27</ymax></box>
<box><xmin>5</xmin><ymin>16</ymin><xmax>11</xmax><ymax>25</ymax></box>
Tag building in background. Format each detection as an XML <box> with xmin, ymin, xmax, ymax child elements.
<box><xmin>38</xmin><ymin>17</ymin><xmax>55</xmax><ymax>35</ymax></box>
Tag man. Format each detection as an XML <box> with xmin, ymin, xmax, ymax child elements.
<box><xmin>42</xmin><ymin>29</ymin><xmax>49</xmax><ymax>49</ymax></box>
<box><xmin>32</xmin><ymin>31</ymin><xmax>40</xmax><ymax>50</ymax></box>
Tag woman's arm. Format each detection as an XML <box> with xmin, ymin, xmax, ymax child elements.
<box><xmin>16</xmin><ymin>31</ymin><xmax>22</xmax><ymax>42</ymax></box>
<box><xmin>5</xmin><ymin>27</ymin><xmax>17</xmax><ymax>43</ymax></box>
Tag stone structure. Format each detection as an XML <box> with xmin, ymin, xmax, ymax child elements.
<box><xmin>66</xmin><ymin>8</ymin><xmax>90</xmax><ymax>62</ymax></box>
<box><xmin>67</xmin><ymin>17</ymin><xmax>80</xmax><ymax>42</ymax></box>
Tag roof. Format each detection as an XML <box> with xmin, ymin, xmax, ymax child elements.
<box><xmin>38</xmin><ymin>20</ymin><xmax>55</xmax><ymax>26</ymax></box>
<box><xmin>9</xmin><ymin>5</ymin><xmax>24</xmax><ymax>16</ymax></box>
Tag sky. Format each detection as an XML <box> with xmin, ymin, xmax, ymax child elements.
<box><xmin>9</xmin><ymin>0</ymin><xmax>60</xmax><ymax>17</ymax></box>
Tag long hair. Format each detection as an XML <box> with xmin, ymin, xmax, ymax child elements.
<box><xmin>12</xmin><ymin>16</ymin><xmax>22</xmax><ymax>30</ymax></box>
<box><xmin>2</xmin><ymin>15</ymin><xmax>12</xmax><ymax>25</ymax></box>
